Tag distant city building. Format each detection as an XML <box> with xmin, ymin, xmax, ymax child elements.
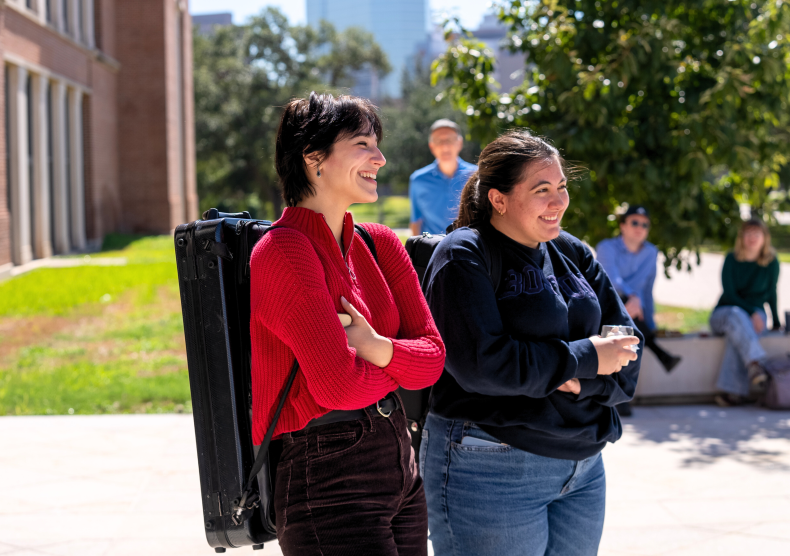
<box><xmin>412</xmin><ymin>15</ymin><xmax>527</xmax><ymax>93</ymax></box>
<box><xmin>411</xmin><ymin>24</ymin><xmax>446</xmax><ymax>72</ymax></box>
<box><xmin>192</xmin><ymin>12</ymin><xmax>233</xmax><ymax>36</ymax></box>
<box><xmin>1</xmin><ymin>0</ymin><xmax>197</xmax><ymax>275</ymax></box>
<box><xmin>306</xmin><ymin>0</ymin><xmax>429</xmax><ymax>99</ymax></box>
<box><xmin>472</xmin><ymin>14</ymin><xmax>527</xmax><ymax>92</ymax></box>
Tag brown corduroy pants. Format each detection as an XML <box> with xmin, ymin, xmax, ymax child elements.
<box><xmin>275</xmin><ymin>404</ymin><xmax>428</xmax><ymax>556</ymax></box>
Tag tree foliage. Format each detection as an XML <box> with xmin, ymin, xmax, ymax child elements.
<box><xmin>433</xmin><ymin>0</ymin><xmax>790</xmax><ymax>267</ymax></box>
<box><xmin>313</xmin><ymin>21</ymin><xmax>392</xmax><ymax>88</ymax></box>
<box><xmin>194</xmin><ymin>8</ymin><xmax>391</xmax><ymax>218</ymax></box>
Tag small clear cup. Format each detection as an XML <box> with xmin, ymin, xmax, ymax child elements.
<box><xmin>601</xmin><ymin>325</ymin><xmax>639</xmax><ymax>352</ymax></box>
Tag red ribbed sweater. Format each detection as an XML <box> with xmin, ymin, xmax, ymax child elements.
<box><xmin>249</xmin><ymin>207</ymin><xmax>446</xmax><ymax>443</ymax></box>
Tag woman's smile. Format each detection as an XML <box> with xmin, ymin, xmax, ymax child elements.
<box><xmin>359</xmin><ymin>171</ymin><xmax>378</xmax><ymax>184</ymax></box>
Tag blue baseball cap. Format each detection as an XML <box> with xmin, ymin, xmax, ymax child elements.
<box><xmin>623</xmin><ymin>205</ymin><xmax>650</xmax><ymax>219</ymax></box>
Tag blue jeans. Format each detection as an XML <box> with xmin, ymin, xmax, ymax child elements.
<box><xmin>709</xmin><ymin>306</ymin><xmax>767</xmax><ymax>397</ymax></box>
<box><xmin>421</xmin><ymin>413</ymin><xmax>606</xmax><ymax>556</ymax></box>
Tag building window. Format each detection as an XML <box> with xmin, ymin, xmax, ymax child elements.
<box><xmin>47</xmin><ymin>81</ymin><xmax>55</xmax><ymax>250</ymax></box>
<box><xmin>4</xmin><ymin>65</ymin><xmax>10</xmax><ymax>227</ymax></box>
<box><xmin>26</xmin><ymin>74</ymin><xmax>36</xmax><ymax>257</ymax></box>
<box><xmin>62</xmin><ymin>0</ymin><xmax>69</xmax><ymax>33</ymax></box>
<box><xmin>46</xmin><ymin>0</ymin><xmax>52</xmax><ymax>23</ymax></box>
<box><xmin>78</xmin><ymin>0</ymin><xmax>84</xmax><ymax>41</ymax></box>
<box><xmin>94</xmin><ymin>0</ymin><xmax>101</xmax><ymax>48</ymax></box>
<box><xmin>26</xmin><ymin>0</ymin><xmax>33</xmax><ymax>10</ymax></box>
<box><xmin>64</xmin><ymin>89</ymin><xmax>72</xmax><ymax>247</ymax></box>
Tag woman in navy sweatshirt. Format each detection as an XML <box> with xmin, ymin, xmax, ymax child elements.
<box><xmin>420</xmin><ymin>131</ymin><xmax>643</xmax><ymax>556</ymax></box>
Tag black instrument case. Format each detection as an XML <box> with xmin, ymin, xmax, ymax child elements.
<box><xmin>174</xmin><ymin>210</ymin><xmax>278</xmax><ymax>552</ymax></box>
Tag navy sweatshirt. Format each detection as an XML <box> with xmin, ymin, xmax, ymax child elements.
<box><xmin>423</xmin><ymin>223</ymin><xmax>643</xmax><ymax>460</ymax></box>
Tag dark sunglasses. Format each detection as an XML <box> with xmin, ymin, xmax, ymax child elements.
<box><xmin>628</xmin><ymin>220</ymin><xmax>651</xmax><ymax>229</ymax></box>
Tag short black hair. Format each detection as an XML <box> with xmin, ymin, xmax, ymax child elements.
<box><xmin>275</xmin><ymin>92</ymin><xmax>383</xmax><ymax>207</ymax></box>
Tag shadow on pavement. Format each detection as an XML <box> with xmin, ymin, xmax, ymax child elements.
<box><xmin>623</xmin><ymin>405</ymin><xmax>790</xmax><ymax>470</ymax></box>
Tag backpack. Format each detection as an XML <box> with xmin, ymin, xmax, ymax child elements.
<box><xmin>760</xmin><ymin>354</ymin><xmax>790</xmax><ymax>410</ymax></box>
<box><xmin>402</xmin><ymin>226</ymin><xmax>583</xmax><ymax>460</ymax></box>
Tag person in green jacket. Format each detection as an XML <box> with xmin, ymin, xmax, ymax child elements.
<box><xmin>710</xmin><ymin>218</ymin><xmax>781</xmax><ymax>407</ymax></box>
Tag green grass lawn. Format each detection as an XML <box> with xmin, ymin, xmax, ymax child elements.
<box><xmin>654</xmin><ymin>304</ymin><xmax>711</xmax><ymax>333</ymax></box>
<box><xmin>0</xmin><ymin>263</ymin><xmax>177</xmax><ymax>317</ymax></box>
<box><xmin>0</xmin><ymin>235</ymin><xmax>190</xmax><ymax>415</ymax></box>
<box><xmin>0</xmin><ymin>288</ymin><xmax>190</xmax><ymax>415</ymax></box>
<box><xmin>0</xmin><ymin>234</ymin><xmax>177</xmax><ymax>317</ymax></box>
<box><xmin>65</xmin><ymin>233</ymin><xmax>176</xmax><ymax>264</ymax></box>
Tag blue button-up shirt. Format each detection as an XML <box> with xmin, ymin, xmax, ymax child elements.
<box><xmin>409</xmin><ymin>158</ymin><xmax>477</xmax><ymax>234</ymax></box>
<box><xmin>596</xmin><ymin>236</ymin><xmax>659</xmax><ymax>330</ymax></box>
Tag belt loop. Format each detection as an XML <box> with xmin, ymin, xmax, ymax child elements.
<box><xmin>392</xmin><ymin>390</ymin><xmax>405</xmax><ymax>417</ymax></box>
<box><xmin>449</xmin><ymin>419</ymin><xmax>464</xmax><ymax>444</ymax></box>
<box><xmin>364</xmin><ymin>406</ymin><xmax>375</xmax><ymax>433</ymax></box>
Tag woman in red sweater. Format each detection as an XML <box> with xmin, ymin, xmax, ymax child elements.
<box><xmin>249</xmin><ymin>92</ymin><xmax>445</xmax><ymax>555</ymax></box>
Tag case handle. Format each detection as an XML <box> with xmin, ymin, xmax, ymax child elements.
<box><xmin>202</xmin><ymin>208</ymin><xmax>252</xmax><ymax>220</ymax></box>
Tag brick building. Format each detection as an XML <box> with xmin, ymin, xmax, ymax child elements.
<box><xmin>0</xmin><ymin>0</ymin><xmax>197</xmax><ymax>274</ymax></box>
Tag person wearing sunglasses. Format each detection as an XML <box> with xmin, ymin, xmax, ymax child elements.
<box><xmin>596</xmin><ymin>206</ymin><xmax>682</xmax><ymax>415</ymax></box>
<box><xmin>408</xmin><ymin>119</ymin><xmax>477</xmax><ymax>235</ymax></box>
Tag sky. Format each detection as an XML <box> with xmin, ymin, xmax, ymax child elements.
<box><xmin>190</xmin><ymin>0</ymin><xmax>495</xmax><ymax>31</ymax></box>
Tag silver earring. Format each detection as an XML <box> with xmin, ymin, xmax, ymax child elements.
<box><xmin>317</xmin><ymin>168</ymin><xmax>321</xmax><ymax>177</ymax></box>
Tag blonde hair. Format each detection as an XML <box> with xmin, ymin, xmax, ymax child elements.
<box><xmin>734</xmin><ymin>218</ymin><xmax>776</xmax><ymax>266</ymax></box>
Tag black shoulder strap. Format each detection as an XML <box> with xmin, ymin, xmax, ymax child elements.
<box><xmin>470</xmin><ymin>225</ymin><xmax>502</xmax><ymax>289</ymax></box>
<box><xmin>552</xmin><ymin>233</ymin><xmax>582</xmax><ymax>270</ymax></box>
<box><xmin>235</xmin><ymin>222</ymin><xmax>381</xmax><ymax>523</ymax></box>
<box><xmin>354</xmin><ymin>223</ymin><xmax>379</xmax><ymax>265</ymax></box>
<box><xmin>233</xmin><ymin>223</ymin><xmax>300</xmax><ymax>524</ymax></box>
<box><xmin>233</xmin><ymin>358</ymin><xmax>299</xmax><ymax>524</ymax></box>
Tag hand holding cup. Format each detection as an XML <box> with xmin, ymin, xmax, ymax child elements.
<box><xmin>590</xmin><ymin>326</ymin><xmax>639</xmax><ymax>375</ymax></box>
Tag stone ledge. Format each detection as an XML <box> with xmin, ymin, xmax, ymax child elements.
<box><xmin>635</xmin><ymin>331</ymin><xmax>790</xmax><ymax>399</ymax></box>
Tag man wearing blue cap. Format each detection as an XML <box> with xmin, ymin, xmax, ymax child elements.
<box><xmin>409</xmin><ymin>119</ymin><xmax>477</xmax><ymax>235</ymax></box>
<box><xmin>597</xmin><ymin>206</ymin><xmax>682</xmax><ymax>414</ymax></box>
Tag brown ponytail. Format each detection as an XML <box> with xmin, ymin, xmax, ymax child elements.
<box><xmin>453</xmin><ymin>130</ymin><xmax>566</xmax><ymax>229</ymax></box>
<box><xmin>455</xmin><ymin>171</ymin><xmax>482</xmax><ymax>229</ymax></box>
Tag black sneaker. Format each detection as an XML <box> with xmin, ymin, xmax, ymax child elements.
<box><xmin>661</xmin><ymin>354</ymin><xmax>682</xmax><ymax>373</ymax></box>
<box><xmin>714</xmin><ymin>393</ymin><xmax>745</xmax><ymax>407</ymax></box>
<box><xmin>748</xmin><ymin>362</ymin><xmax>768</xmax><ymax>392</ymax></box>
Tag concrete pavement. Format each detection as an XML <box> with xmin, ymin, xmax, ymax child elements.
<box><xmin>1</xmin><ymin>408</ymin><xmax>789</xmax><ymax>555</ymax></box>
<box><xmin>0</xmin><ymin>415</ymin><xmax>229</xmax><ymax>556</ymax></box>
<box><xmin>600</xmin><ymin>405</ymin><xmax>790</xmax><ymax>555</ymax></box>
